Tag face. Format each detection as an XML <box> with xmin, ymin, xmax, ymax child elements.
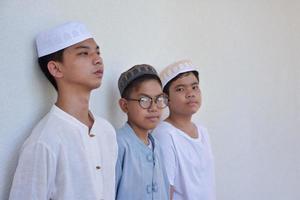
<box><xmin>120</xmin><ymin>79</ymin><xmax>165</xmax><ymax>134</ymax></box>
<box><xmin>167</xmin><ymin>73</ymin><xmax>201</xmax><ymax>116</ymax></box>
<box><xmin>56</xmin><ymin>38</ymin><xmax>103</xmax><ymax>91</ymax></box>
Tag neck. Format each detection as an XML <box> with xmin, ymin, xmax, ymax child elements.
<box><xmin>128</xmin><ymin>122</ymin><xmax>149</xmax><ymax>145</ymax></box>
<box><xmin>56</xmin><ymin>86</ymin><xmax>93</xmax><ymax>129</ymax></box>
<box><xmin>167</xmin><ymin>112</ymin><xmax>193</xmax><ymax>127</ymax></box>
<box><xmin>166</xmin><ymin>113</ymin><xmax>198</xmax><ymax>138</ymax></box>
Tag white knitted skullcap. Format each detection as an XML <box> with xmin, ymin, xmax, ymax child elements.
<box><xmin>160</xmin><ymin>59</ymin><xmax>199</xmax><ymax>88</ymax></box>
<box><xmin>36</xmin><ymin>21</ymin><xmax>92</xmax><ymax>57</ymax></box>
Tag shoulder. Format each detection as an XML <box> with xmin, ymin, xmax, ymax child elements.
<box><xmin>94</xmin><ymin>116</ymin><xmax>115</xmax><ymax>131</ymax></box>
<box><xmin>116</xmin><ymin>125</ymin><xmax>131</xmax><ymax>146</ymax></box>
<box><xmin>152</xmin><ymin>122</ymin><xmax>178</xmax><ymax>148</ymax></box>
<box><xmin>25</xmin><ymin>111</ymin><xmax>62</xmax><ymax>149</ymax></box>
<box><xmin>115</xmin><ymin>126</ymin><xmax>133</xmax><ymax>160</ymax></box>
<box><xmin>195</xmin><ymin>123</ymin><xmax>209</xmax><ymax>138</ymax></box>
<box><xmin>153</xmin><ymin>121</ymin><xmax>178</xmax><ymax>139</ymax></box>
<box><xmin>93</xmin><ymin>116</ymin><xmax>116</xmax><ymax>139</ymax></box>
<box><xmin>20</xmin><ymin>129</ymin><xmax>58</xmax><ymax>164</ymax></box>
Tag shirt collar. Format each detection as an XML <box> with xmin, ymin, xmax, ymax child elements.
<box><xmin>123</xmin><ymin>122</ymin><xmax>156</xmax><ymax>150</ymax></box>
<box><xmin>51</xmin><ymin>104</ymin><xmax>92</xmax><ymax>132</ymax></box>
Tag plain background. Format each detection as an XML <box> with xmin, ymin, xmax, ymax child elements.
<box><xmin>0</xmin><ymin>0</ymin><xmax>299</xmax><ymax>199</ymax></box>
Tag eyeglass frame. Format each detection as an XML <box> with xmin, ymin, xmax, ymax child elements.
<box><xmin>125</xmin><ymin>94</ymin><xmax>169</xmax><ymax>109</ymax></box>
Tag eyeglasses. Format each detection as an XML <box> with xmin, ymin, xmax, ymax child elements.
<box><xmin>126</xmin><ymin>94</ymin><xmax>168</xmax><ymax>109</ymax></box>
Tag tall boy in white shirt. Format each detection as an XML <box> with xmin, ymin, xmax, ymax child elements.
<box><xmin>9</xmin><ymin>21</ymin><xmax>117</xmax><ymax>200</ymax></box>
<box><xmin>152</xmin><ymin>60</ymin><xmax>215</xmax><ymax>200</ymax></box>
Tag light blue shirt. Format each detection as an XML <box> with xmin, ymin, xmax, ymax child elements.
<box><xmin>115</xmin><ymin>123</ymin><xmax>169</xmax><ymax>200</ymax></box>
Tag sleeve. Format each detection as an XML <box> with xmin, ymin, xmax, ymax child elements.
<box><xmin>115</xmin><ymin>138</ymin><xmax>125</xmax><ymax>194</ymax></box>
<box><xmin>153</xmin><ymin>127</ymin><xmax>177</xmax><ymax>186</ymax></box>
<box><xmin>103</xmin><ymin>120</ymin><xmax>118</xmax><ymax>165</ymax></box>
<box><xmin>9</xmin><ymin>142</ymin><xmax>56</xmax><ymax>200</ymax></box>
<box><xmin>199</xmin><ymin>125</ymin><xmax>214</xmax><ymax>158</ymax></box>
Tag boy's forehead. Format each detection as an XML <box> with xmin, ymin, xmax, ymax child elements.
<box><xmin>67</xmin><ymin>38</ymin><xmax>99</xmax><ymax>50</ymax></box>
<box><xmin>171</xmin><ymin>73</ymin><xmax>199</xmax><ymax>87</ymax></box>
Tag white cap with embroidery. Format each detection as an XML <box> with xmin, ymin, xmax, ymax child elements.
<box><xmin>36</xmin><ymin>21</ymin><xmax>92</xmax><ymax>57</ymax></box>
<box><xmin>160</xmin><ymin>59</ymin><xmax>199</xmax><ymax>89</ymax></box>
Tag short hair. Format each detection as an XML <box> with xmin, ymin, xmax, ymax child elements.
<box><xmin>37</xmin><ymin>49</ymin><xmax>65</xmax><ymax>91</ymax></box>
<box><xmin>121</xmin><ymin>74</ymin><xmax>162</xmax><ymax>99</ymax></box>
<box><xmin>163</xmin><ymin>71</ymin><xmax>199</xmax><ymax>95</ymax></box>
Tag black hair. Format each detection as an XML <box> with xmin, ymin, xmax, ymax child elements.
<box><xmin>37</xmin><ymin>49</ymin><xmax>65</xmax><ymax>91</ymax></box>
<box><xmin>163</xmin><ymin>71</ymin><xmax>199</xmax><ymax>95</ymax></box>
<box><xmin>121</xmin><ymin>74</ymin><xmax>162</xmax><ymax>98</ymax></box>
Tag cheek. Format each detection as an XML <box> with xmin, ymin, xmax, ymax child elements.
<box><xmin>197</xmin><ymin>92</ymin><xmax>202</xmax><ymax>102</ymax></box>
<box><xmin>156</xmin><ymin>108</ymin><xmax>163</xmax><ymax>116</ymax></box>
<box><xmin>127</xmin><ymin>105</ymin><xmax>145</xmax><ymax>117</ymax></box>
<box><xmin>169</xmin><ymin>94</ymin><xmax>184</xmax><ymax>105</ymax></box>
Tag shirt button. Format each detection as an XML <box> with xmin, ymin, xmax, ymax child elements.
<box><xmin>146</xmin><ymin>154</ymin><xmax>153</xmax><ymax>162</ymax></box>
<box><xmin>96</xmin><ymin>166</ymin><xmax>101</xmax><ymax>170</ymax></box>
<box><xmin>146</xmin><ymin>184</ymin><xmax>152</xmax><ymax>193</ymax></box>
<box><xmin>152</xmin><ymin>183</ymin><xmax>158</xmax><ymax>192</ymax></box>
<box><xmin>89</xmin><ymin>133</ymin><xmax>95</xmax><ymax>137</ymax></box>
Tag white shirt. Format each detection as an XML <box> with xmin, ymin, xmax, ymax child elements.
<box><xmin>153</xmin><ymin>121</ymin><xmax>215</xmax><ymax>200</ymax></box>
<box><xmin>9</xmin><ymin>105</ymin><xmax>118</xmax><ymax>200</ymax></box>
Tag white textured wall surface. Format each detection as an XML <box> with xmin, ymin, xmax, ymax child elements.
<box><xmin>1</xmin><ymin>1</ymin><xmax>299</xmax><ymax>199</ymax></box>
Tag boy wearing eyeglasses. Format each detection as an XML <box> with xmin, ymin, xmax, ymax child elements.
<box><xmin>152</xmin><ymin>60</ymin><xmax>215</xmax><ymax>200</ymax></box>
<box><xmin>115</xmin><ymin>64</ymin><xmax>169</xmax><ymax>200</ymax></box>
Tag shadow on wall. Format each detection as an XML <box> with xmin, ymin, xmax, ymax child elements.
<box><xmin>2</xmin><ymin>57</ymin><xmax>56</xmax><ymax>199</ymax></box>
<box><xmin>2</xmin><ymin>118</ymin><xmax>39</xmax><ymax>199</ymax></box>
<box><xmin>105</xmin><ymin>64</ymin><xmax>127</xmax><ymax>129</ymax></box>
<box><xmin>107</xmin><ymin>83</ymin><xmax>125</xmax><ymax>129</ymax></box>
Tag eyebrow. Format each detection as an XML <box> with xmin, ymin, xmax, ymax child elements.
<box><xmin>75</xmin><ymin>45</ymin><xmax>100</xmax><ymax>50</ymax></box>
<box><xmin>138</xmin><ymin>92</ymin><xmax>164</xmax><ymax>97</ymax></box>
<box><xmin>175</xmin><ymin>82</ymin><xmax>199</xmax><ymax>88</ymax></box>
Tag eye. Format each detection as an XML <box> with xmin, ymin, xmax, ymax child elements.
<box><xmin>139</xmin><ymin>96</ymin><xmax>151</xmax><ymax>108</ymax></box>
<box><xmin>175</xmin><ymin>87</ymin><xmax>184</xmax><ymax>92</ymax></box>
<box><xmin>156</xmin><ymin>96</ymin><xmax>164</xmax><ymax>103</ymax></box>
<box><xmin>192</xmin><ymin>85</ymin><xmax>199</xmax><ymax>90</ymax></box>
<box><xmin>157</xmin><ymin>96</ymin><xmax>167</xmax><ymax>103</ymax></box>
<box><xmin>78</xmin><ymin>52</ymin><xmax>89</xmax><ymax>56</ymax></box>
<box><xmin>140</xmin><ymin>96</ymin><xmax>151</xmax><ymax>103</ymax></box>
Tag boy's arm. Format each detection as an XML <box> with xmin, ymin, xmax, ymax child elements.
<box><xmin>170</xmin><ymin>186</ymin><xmax>174</xmax><ymax>200</ymax></box>
<box><xmin>154</xmin><ymin>131</ymin><xmax>177</xmax><ymax>187</ymax></box>
<box><xmin>9</xmin><ymin>142</ymin><xmax>56</xmax><ymax>200</ymax></box>
<box><xmin>115</xmin><ymin>139</ymin><xmax>125</xmax><ymax>194</ymax></box>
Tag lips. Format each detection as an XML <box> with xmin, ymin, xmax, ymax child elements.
<box><xmin>94</xmin><ymin>69</ymin><xmax>104</xmax><ymax>78</ymax></box>
<box><xmin>187</xmin><ymin>101</ymin><xmax>199</xmax><ymax>106</ymax></box>
<box><xmin>145</xmin><ymin>116</ymin><xmax>160</xmax><ymax>122</ymax></box>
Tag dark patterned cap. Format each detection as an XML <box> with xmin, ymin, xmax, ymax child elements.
<box><xmin>118</xmin><ymin>64</ymin><xmax>159</xmax><ymax>96</ymax></box>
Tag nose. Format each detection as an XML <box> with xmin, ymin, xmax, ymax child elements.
<box><xmin>148</xmin><ymin>100</ymin><xmax>159</xmax><ymax>112</ymax></box>
<box><xmin>93</xmin><ymin>53</ymin><xmax>103</xmax><ymax>66</ymax></box>
<box><xmin>186</xmin><ymin>89</ymin><xmax>195</xmax><ymax>99</ymax></box>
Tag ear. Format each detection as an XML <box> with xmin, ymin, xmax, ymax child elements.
<box><xmin>47</xmin><ymin>61</ymin><xmax>63</xmax><ymax>78</ymax></box>
<box><xmin>119</xmin><ymin>98</ymin><xmax>128</xmax><ymax>113</ymax></box>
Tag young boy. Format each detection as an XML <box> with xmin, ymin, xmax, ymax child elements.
<box><xmin>9</xmin><ymin>22</ymin><xmax>117</xmax><ymax>200</ymax></box>
<box><xmin>115</xmin><ymin>64</ymin><xmax>170</xmax><ymax>200</ymax></box>
<box><xmin>152</xmin><ymin>60</ymin><xmax>215</xmax><ymax>200</ymax></box>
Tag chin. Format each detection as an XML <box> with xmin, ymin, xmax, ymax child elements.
<box><xmin>91</xmin><ymin>82</ymin><xmax>102</xmax><ymax>89</ymax></box>
<box><xmin>190</xmin><ymin>108</ymin><xmax>199</xmax><ymax>114</ymax></box>
<box><xmin>182</xmin><ymin>108</ymin><xmax>199</xmax><ymax>116</ymax></box>
<box><xmin>188</xmin><ymin>105</ymin><xmax>200</xmax><ymax>112</ymax></box>
<box><xmin>145</xmin><ymin>124</ymin><xmax>157</xmax><ymax>131</ymax></box>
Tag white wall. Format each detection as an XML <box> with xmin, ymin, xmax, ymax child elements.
<box><xmin>1</xmin><ymin>0</ymin><xmax>299</xmax><ymax>199</ymax></box>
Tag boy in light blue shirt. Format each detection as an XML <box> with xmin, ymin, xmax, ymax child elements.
<box><xmin>116</xmin><ymin>64</ymin><xmax>170</xmax><ymax>200</ymax></box>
